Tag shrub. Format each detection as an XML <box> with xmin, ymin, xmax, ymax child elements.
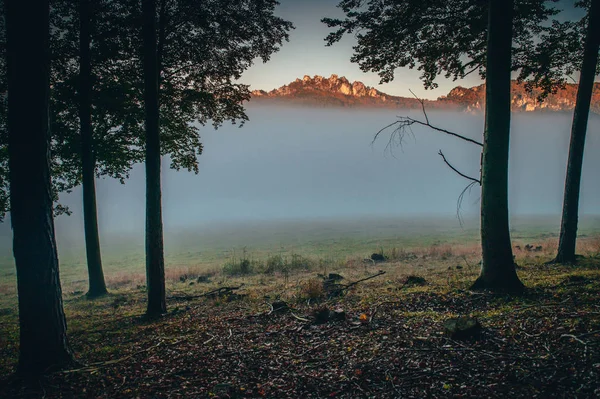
<box><xmin>222</xmin><ymin>247</ymin><xmax>263</xmax><ymax>276</ymax></box>
<box><xmin>260</xmin><ymin>253</ymin><xmax>316</xmax><ymax>274</ymax></box>
<box><xmin>264</xmin><ymin>254</ymin><xmax>285</xmax><ymax>274</ymax></box>
<box><xmin>288</xmin><ymin>253</ymin><xmax>314</xmax><ymax>271</ymax></box>
<box><xmin>299</xmin><ymin>278</ymin><xmax>324</xmax><ymax>299</ymax></box>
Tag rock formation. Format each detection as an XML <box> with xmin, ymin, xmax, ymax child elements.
<box><xmin>250</xmin><ymin>74</ymin><xmax>600</xmax><ymax>113</ymax></box>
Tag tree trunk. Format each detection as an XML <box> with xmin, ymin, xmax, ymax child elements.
<box><xmin>79</xmin><ymin>0</ymin><xmax>108</xmax><ymax>298</ymax></box>
<box><xmin>472</xmin><ymin>0</ymin><xmax>523</xmax><ymax>292</ymax></box>
<box><xmin>5</xmin><ymin>0</ymin><xmax>74</xmax><ymax>375</ymax></box>
<box><xmin>142</xmin><ymin>0</ymin><xmax>166</xmax><ymax>317</ymax></box>
<box><xmin>552</xmin><ymin>0</ymin><xmax>600</xmax><ymax>265</ymax></box>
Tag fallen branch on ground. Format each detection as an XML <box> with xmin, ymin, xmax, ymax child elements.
<box><xmin>327</xmin><ymin>271</ymin><xmax>386</xmax><ymax>297</ymax></box>
<box><xmin>168</xmin><ymin>284</ymin><xmax>245</xmax><ymax>301</ymax></box>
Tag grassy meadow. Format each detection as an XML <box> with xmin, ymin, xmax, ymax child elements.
<box><xmin>1</xmin><ymin>215</ymin><xmax>600</xmax><ymax>306</ymax></box>
<box><xmin>1</xmin><ymin>215</ymin><xmax>600</xmax><ymax>397</ymax></box>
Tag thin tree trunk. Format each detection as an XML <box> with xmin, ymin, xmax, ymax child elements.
<box><xmin>472</xmin><ymin>0</ymin><xmax>523</xmax><ymax>292</ymax></box>
<box><xmin>142</xmin><ymin>0</ymin><xmax>166</xmax><ymax>317</ymax></box>
<box><xmin>552</xmin><ymin>0</ymin><xmax>600</xmax><ymax>265</ymax></box>
<box><xmin>79</xmin><ymin>0</ymin><xmax>108</xmax><ymax>298</ymax></box>
<box><xmin>5</xmin><ymin>0</ymin><xmax>74</xmax><ymax>375</ymax></box>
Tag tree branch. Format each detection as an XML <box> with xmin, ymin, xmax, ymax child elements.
<box><xmin>372</xmin><ymin>115</ymin><xmax>483</xmax><ymax>149</ymax></box>
<box><xmin>409</xmin><ymin>89</ymin><xmax>429</xmax><ymax>125</ymax></box>
<box><xmin>438</xmin><ymin>150</ymin><xmax>481</xmax><ymax>184</ymax></box>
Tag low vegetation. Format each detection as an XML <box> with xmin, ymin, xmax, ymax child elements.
<box><xmin>1</xmin><ymin>234</ymin><xmax>599</xmax><ymax>397</ymax></box>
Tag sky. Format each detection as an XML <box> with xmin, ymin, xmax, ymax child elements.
<box><xmin>241</xmin><ymin>0</ymin><xmax>586</xmax><ymax>100</ymax></box>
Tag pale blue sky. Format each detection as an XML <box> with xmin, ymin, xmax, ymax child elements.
<box><xmin>241</xmin><ymin>0</ymin><xmax>585</xmax><ymax>100</ymax></box>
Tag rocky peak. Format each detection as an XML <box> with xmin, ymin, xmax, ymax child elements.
<box><xmin>251</xmin><ymin>74</ymin><xmax>386</xmax><ymax>99</ymax></box>
<box><xmin>250</xmin><ymin>75</ymin><xmax>599</xmax><ymax>113</ymax></box>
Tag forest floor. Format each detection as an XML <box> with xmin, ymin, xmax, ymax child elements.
<box><xmin>1</xmin><ymin>237</ymin><xmax>600</xmax><ymax>398</ymax></box>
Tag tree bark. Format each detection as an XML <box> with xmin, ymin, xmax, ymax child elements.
<box><xmin>142</xmin><ymin>0</ymin><xmax>167</xmax><ymax>317</ymax></box>
<box><xmin>552</xmin><ymin>0</ymin><xmax>600</xmax><ymax>265</ymax></box>
<box><xmin>79</xmin><ymin>0</ymin><xmax>108</xmax><ymax>298</ymax></box>
<box><xmin>5</xmin><ymin>0</ymin><xmax>74</xmax><ymax>375</ymax></box>
<box><xmin>472</xmin><ymin>0</ymin><xmax>523</xmax><ymax>292</ymax></box>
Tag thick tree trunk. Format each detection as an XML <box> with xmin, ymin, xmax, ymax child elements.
<box><xmin>5</xmin><ymin>0</ymin><xmax>74</xmax><ymax>375</ymax></box>
<box><xmin>552</xmin><ymin>0</ymin><xmax>600</xmax><ymax>265</ymax></box>
<box><xmin>472</xmin><ymin>0</ymin><xmax>523</xmax><ymax>292</ymax></box>
<box><xmin>79</xmin><ymin>0</ymin><xmax>108</xmax><ymax>298</ymax></box>
<box><xmin>142</xmin><ymin>0</ymin><xmax>166</xmax><ymax>317</ymax></box>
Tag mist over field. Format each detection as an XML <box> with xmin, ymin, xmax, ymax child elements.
<box><xmin>1</xmin><ymin>107</ymin><xmax>599</xmax><ymax>263</ymax></box>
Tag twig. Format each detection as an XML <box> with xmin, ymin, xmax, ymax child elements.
<box><xmin>56</xmin><ymin>342</ymin><xmax>163</xmax><ymax>374</ymax></box>
<box><xmin>168</xmin><ymin>284</ymin><xmax>244</xmax><ymax>300</ymax></box>
<box><xmin>560</xmin><ymin>334</ymin><xmax>587</xmax><ymax>346</ymax></box>
<box><xmin>325</xmin><ymin>271</ymin><xmax>386</xmax><ymax>298</ymax></box>
<box><xmin>298</xmin><ymin>341</ymin><xmax>327</xmax><ymax>357</ymax></box>
<box><xmin>372</xmin><ymin>117</ymin><xmax>483</xmax><ymax>149</ymax></box>
<box><xmin>291</xmin><ymin>312</ymin><xmax>310</xmax><ymax>322</ymax></box>
<box><xmin>510</xmin><ymin>299</ymin><xmax>570</xmax><ymax>312</ymax></box>
<box><xmin>409</xmin><ymin>89</ymin><xmax>430</xmax><ymax>125</ymax></box>
<box><xmin>438</xmin><ymin>150</ymin><xmax>481</xmax><ymax>184</ymax></box>
<box><xmin>577</xmin><ymin>329</ymin><xmax>600</xmax><ymax>339</ymax></box>
<box><xmin>342</xmin><ymin>271</ymin><xmax>387</xmax><ymax>290</ymax></box>
<box><xmin>204</xmin><ymin>334</ymin><xmax>216</xmax><ymax>345</ymax></box>
<box><xmin>456</xmin><ymin>180</ymin><xmax>479</xmax><ymax>227</ymax></box>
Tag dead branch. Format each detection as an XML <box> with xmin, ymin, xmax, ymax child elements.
<box><xmin>291</xmin><ymin>312</ymin><xmax>310</xmax><ymax>322</ymax></box>
<box><xmin>168</xmin><ymin>284</ymin><xmax>245</xmax><ymax>301</ymax></box>
<box><xmin>560</xmin><ymin>334</ymin><xmax>587</xmax><ymax>346</ymax></box>
<box><xmin>327</xmin><ymin>271</ymin><xmax>386</xmax><ymax>297</ymax></box>
<box><xmin>409</xmin><ymin>89</ymin><xmax>430</xmax><ymax>125</ymax></box>
<box><xmin>203</xmin><ymin>334</ymin><xmax>216</xmax><ymax>345</ymax></box>
<box><xmin>372</xmin><ymin>114</ymin><xmax>483</xmax><ymax>150</ymax></box>
<box><xmin>438</xmin><ymin>150</ymin><xmax>481</xmax><ymax>184</ymax></box>
<box><xmin>509</xmin><ymin>299</ymin><xmax>570</xmax><ymax>312</ymax></box>
<box><xmin>57</xmin><ymin>341</ymin><xmax>165</xmax><ymax>374</ymax></box>
<box><xmin>456</xmin><ymin>180</ymin><xmax>479</xmax><ymax>227</ymax></box>
<box><xmin>438</xmin><ymin>149</ymin><xmax>481</xmax><ymax>226</ymax></box>
<box><xmin>343</xmin><ymin>270</ymin><xmax>386</xmax><ymax>290</ymax></box>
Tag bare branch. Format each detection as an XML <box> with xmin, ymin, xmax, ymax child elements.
<box><xmin>372</xmin><ymin>90</ymin><xmax>482</xmax><ymax>152</ymax></box>
<box><xmin>372</xmin><ymin>117</ymin><xmax>483</xmax><ymax>150</ymax></box>
<box><xmin>436</xmin><ymin>150</ymin><xmax>481</xmax><ymax>227</ymax></box>
<box><xmin>456</xmin><ymin>180</ymin><xmax>479</xmax><ymax>227</ymax></box>
<box><xmin>438</xmin><ymin>150</ymin><xmax>481</xmax><ymax>184</ymax></box>
<box><xmin>409</xmin><ymin>89</ymin><xmax>429</xmax><ymax>125</ymax></box>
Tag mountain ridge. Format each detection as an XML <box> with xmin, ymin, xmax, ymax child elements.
<box><xmin>250</xmin><ymin>74</ymin><xmax>600</xmax><ymax>113</ymax></box>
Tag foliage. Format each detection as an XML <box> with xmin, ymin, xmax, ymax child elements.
<box><xmin>222</xmin><ymin>247</ymin><xmax>258</xmax><ymax>276</ymax></box>
<box><xmin>0</xmin><ymin>0</ymin><xmax>293</xmax><ymax>219</ymax></box>
<box><xmin>515</xmin><ymin>1</ymin><xmax>594</xmax><ymax>100</ymax></box>
<box><xmin>50</xmin><ymin>0</ymin><xmax>145</xmax><ymax>188</ymax></box>
<box><xmin>323</xmin><ymin>0</ymin><xmax>559</xmax><ymax>89</ymax></box>
<box><xmin>141</xmin><ymin>0</ymin><xmax>293</xmax><ymax>172</ymax></box>
<box><xmin>224</xmin><ymin>251</ymin><xmax>317</xmax><ymax>276</ymax></box>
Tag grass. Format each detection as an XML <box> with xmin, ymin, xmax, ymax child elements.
<box><xmin>2</xmin><ymin>215</ymin><xmax>598</xmax><ymax>298</ymax></box>
<box><xmin>0</xmin><ymin>216</ymin><xmax>600</xmax><ymax>397</ymax></box>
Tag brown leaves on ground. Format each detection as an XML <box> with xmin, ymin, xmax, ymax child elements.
<box><xmin>2</xmin><ymin>263</ymin><xmax>600</xmax><ymax>398</ymax></box>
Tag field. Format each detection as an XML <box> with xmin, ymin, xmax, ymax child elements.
<box><xmin>1</xmin><ymin>216</ymin><xmax>600</xmax><ymax>398</ymax></box>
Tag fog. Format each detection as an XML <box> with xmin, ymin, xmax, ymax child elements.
<box><xmin>1</xmin><ymin>107</ymin><xmax>599</xmax><ymax>254</ymax></box>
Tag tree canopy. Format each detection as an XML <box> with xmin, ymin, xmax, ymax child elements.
<box><xmin>0</xmin><ymin>0</ymin><xmax>293</xmax><ymax>219</ymax></box>
<box><xmin>515</xmin><ymin>0</ymin><xmax>596</xmax><ymax>99</ymax></box>
<box><xmin>323</xmin><ymin>0</ymin><xmax>559</xmax><ymax>89</ymax></box>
